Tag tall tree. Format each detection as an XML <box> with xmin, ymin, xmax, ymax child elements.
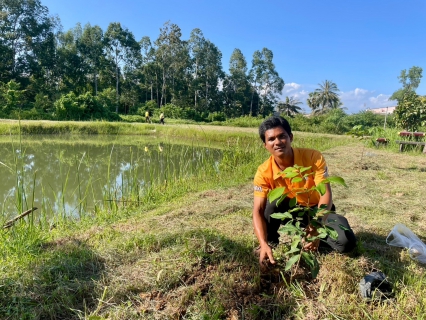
<box><xmin>312</xmin><ymin>80</ymin><xmax>341</xmax><ymax>114</ymax></box>
<box><xmin>306</xmin><ymin>91</ymin><xmax>321</xmax><ymax>114</ymax></box>
<box><xmin>56</xmin><ymin>24</ymin><xmax>88</xmax><ymax>94</ymax></box>
<box><xmin>188</xmin><ymin>28</ymin><xmax>205</xmax><ymax>110</ymax></box>
<box><xmin>277</xmin><ymin>96</ymin><xmax>302</xmax><ymax>117</ymax></box>
<box><xmin>224</xmin><ymin>48</ymin><xmax>251</xmax><ymax>116</ymax></box>
<box><xmin>394</xmin><ymin>92</ymin><xmax>426</xmax><ymax>131</ymax></box>
<box><xmin>104</xmin><ymin>22</ymin><xmax>140</xmax><ymax>112</ymax></box>
<box><xmin>249</xmin><ymin>48</ymin><xmax>284</xmax><ymax>116</ymax></box>
<box><xmin>155</xmin><ymin>21</ymin><xmax>189</xmax><ymax>106</ymax></box>
<box><xmin>390</xmin><ymin>66</ymin><xmax>423</xmax><ymax>102</ymax></box>
<box><xmin>77</xmin><ymin>23</ymin><xmax>104</xmax><ymax>95</ymax></box>
<box><xmin>139</xmin><ymin>36</ymin><xmax>157</xmax><ymax>102</ymax></box>
<box><xmin>200</xmin><ymin>40</ymin><xmax>223</xmax><ymax>112</ymax></box>
<box><xmin>0</xmin><ymin>0</ymin><xmax>57</xmax><ymax>83</ymax></box>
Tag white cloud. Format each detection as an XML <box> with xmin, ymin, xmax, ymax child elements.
<box><xmin>283</xmin><ymin>82</ymin><xmax>301</xmax><ymax>94</ymax></box>
<box><xmin>339</xmin><ymin>88</ymin><xmax>394</xmax><ymax>113</ymax></box>
<box><xmin>279</xmin><ymin>83</ymin><xmax>395</xmax><ymax>114</ymax></box>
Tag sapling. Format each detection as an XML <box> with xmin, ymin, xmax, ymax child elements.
<box><xmin>346</xmin><ymin>125</ymin><xmax>382</xmax><ymax>164</ymax></box>
<box><xmin>267</xmin><ymin>165</ymin><xmax>348</xmax><ymax>279</ymax></box>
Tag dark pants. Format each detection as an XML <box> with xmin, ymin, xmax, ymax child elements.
<box><xmin>264</xmin><ymin>198</ymin><xmax>357</xmax><ymax>253</ymax></box>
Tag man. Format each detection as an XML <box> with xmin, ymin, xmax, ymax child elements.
<box><xmin>145</xmin><ymin>111</ymin><xmax>150</xmax><ymax>123</ymax></box>
<box><xmin>160</xmin><ymin>112</ymin><xmax>165</xmax><ymax>125</ymax></box>
<box><xmin>253</xmin><ymin>116</ymin><xmax>356</xmax><ymax>266</ymax></box>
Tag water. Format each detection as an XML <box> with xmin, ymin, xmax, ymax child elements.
<box><xmin>0</xmin><ymin>135</ymin><xmax>222</xmax><ymax>219</ymax></box>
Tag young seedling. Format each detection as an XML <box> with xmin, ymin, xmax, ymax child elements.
<box><xmin>267</xmin><ymin>165</ymin><xmax>348</xmax><ymax>280</ymax></box>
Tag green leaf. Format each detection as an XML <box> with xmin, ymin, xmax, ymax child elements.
<box><xmin>289</xmin><ymin>197</ymin><xmax>297</xmax><ymax>208</ymax></box>
<box><xmin>301</xmin><ymin>251</ymin><xmax>314</xmax><ymax>268</ymax></box>
<box><xmin>276</xmin><ymin>194</ymin><xmax>287</xmax><ymax>206</ymax></box>
<box><xmin>284</xmin><ymin>172</ymin><xmax>299</xmax><ymax>178</ymax></box>
<box><xmin>325</xmin><ymin>225</ymin><xmax>338</xmax><ymax>240</ymax></box>
<box><xmin>291</xmin><ymin>177</ymin><xmax>303</xmax><ymax>183</ymax></box>
<box><xmin>279</xmin><ymin>224</ymin><xmax>302</xmax><ymax>235</ymax></box>
<box><xmin>268</xmin><ymin>187</ymin><xmax>286</xmax><ymax>203</ymax></box>
<box><xmin>326</xmin><ymin>176</ymin><xmax>347</xmax><ymax>187</ymax></box>
<box><xmin>283</xmin><ymin>167</ymin><xmax>298</xmax><ymax>173</ymax></box>
<box><xmin>317</xmin><ymin>232</ymin><xmax>328</xmax><ymax>239</ymax></box>
<box><xmin>291</xmin><ymin>238</ymin><xmax>301</xmax><ymax>249</ymax></box>
<box><xmin>285</xmin><ymin>247</ymin><xmax>300</xmax><ymax>256</ymax></box>
<box><xmin>299</xmin><ymin>166</ymin><xmax>312</xmax><ymax>173</ymax></box>
<box><xmin>302</xmin><ymin>252</ymin><xmax>319</xmax><ymax>278</ymax></box>
<box><xmin>285</xmin><ymin>254</ymin><xmax>300</xmax><ymax>271</ymax></box>
<box><xmin>271</xmin><ymin>212</ymin><xmax>293</xmax><ymax>220</ymax></box>
<box><xmin>316</xmin><ymin>182</ymin><xmax>326</xmax><ymax>195</ymax></box>
<box><xmin>310</xmin><ymin>220</ymin><xmax>321</xmax><ymax>228</ymax></box>
<box><xmin>338</xmin><ymin>224</ymin><xmax>350</xmax><ymax>231</ymax></box>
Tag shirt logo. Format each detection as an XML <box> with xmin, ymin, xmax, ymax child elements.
<box><xmin>254</xmin><ymin>185</ymin><xmax>262</xmax><ymax>192</ymax></box>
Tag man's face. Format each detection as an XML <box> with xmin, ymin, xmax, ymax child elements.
<box><xmin>263</xmin><ymin>126</ymin><xmax>293</xmax><ymax>158</ymax></box>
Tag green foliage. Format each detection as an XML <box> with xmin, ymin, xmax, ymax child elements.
<box><xmin>307</xmin><ymin>80</ymin><xmax>342</xmax><ymax>114</ymax></box>
<box><xmin>268</xmin><ymin>165</ymin><xmax>347</xmax><ymax>279</ymax></box>
<box><xmin>390</xmin><ymin>66</ymin><xmax>423</xmax><ymax>102</ymax></box>
<box><xmin>54</xmin><ymin>92</ymin><xmax>118</xmax><ymax>121</ymax></box>
<box><xmin>207</xmin><ymin>112</ymin><xmax>226</xmax><ymax>122</ymax></box>
<box><xmin>137</xmin><ymin>100</ymin><xmax>158</xmax><ymax>117</ymax></box>
<box><xmin>159</xmin><ymin>103</ymin><xmax>181</xmax><ymax>119</ymax></box>
<box><xmin>277</xmin><ymin>96</ymin><xmax>302</xmax><ymax>118</ymax></box>
<box><xmin>1</xmin><ymin>80</ymin><xmax>25</xmax><ymax>112</ymax></box>
<box><xmin>97</xmin><ymin>88</ymin><xmax>117</xmax><ymax>112</ymax></box>
<box><xmin>394</xmin><ymin>92</ymin><xmax>426</xmax><ymax>131</ymax></box>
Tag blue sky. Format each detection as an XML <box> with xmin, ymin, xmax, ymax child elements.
<box><xmin>42</xmin><ymin>0</ymin><xmax>426</xmax><ymax>113</ymax></box>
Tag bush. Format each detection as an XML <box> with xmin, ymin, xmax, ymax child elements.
<box><xmin>54</xmin><ymin>92</ymin><xmax>118</xmax><ymax>121</ymax></box>
<box><xmin>10</xmin><ymin>108</ymin><xmax>53</xmax><ymax>120</ymax></box>
<box><xmin>120</xmin><ymin>115</ymin><xmax>145</xmax><ymax>123</ymax></box>
<box><xmin>97</xmin><ymin>88</ymin><xmax>117</xmax><ymax>113</ymax></box>
<box><xmin>207</xmin><ymin>112</ymin><xmax>226</xmax><ymax>122</ymax></box>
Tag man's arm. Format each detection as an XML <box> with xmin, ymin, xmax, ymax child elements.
<box><xmin>253</xmin><ymin>196</ymin><xmax>276</xmax><ymax>265</ymax></box>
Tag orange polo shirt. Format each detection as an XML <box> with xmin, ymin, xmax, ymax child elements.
<box><xmin>253</xmin><ymin>148</ymin><xmax>329</xmax><ymax>206</ymax></box>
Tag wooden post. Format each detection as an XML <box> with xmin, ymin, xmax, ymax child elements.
<box><xmin>3</xmin><ymin>207</ymin><xmax>38</xmax><ymax>229</ymax></box>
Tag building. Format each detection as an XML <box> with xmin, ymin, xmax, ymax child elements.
<box><xmin>367</xmin><ymin>106</ymin><xmax>396</xmax><ymax>115</ymax></box>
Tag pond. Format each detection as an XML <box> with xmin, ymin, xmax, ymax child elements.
<box><xmin>0</xmin><ymin>135</ymin><xmax>222</xmax><ymax>219</ymax></box>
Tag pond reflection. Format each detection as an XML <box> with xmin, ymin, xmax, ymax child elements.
<box><xmin>0</xmin><ymin>136</ymin><xmax>222</xmax><ymax>218</ymax></box>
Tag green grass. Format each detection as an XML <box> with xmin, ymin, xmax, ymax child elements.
<box><xmin>0</xmin><ymin>123</ymin><xmax>425</xmax><ymax>319</ymax></box>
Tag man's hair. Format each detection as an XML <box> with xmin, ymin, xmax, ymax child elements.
<box><xmin>259</xmin><ymin>116</ymin><xmax>292</xmax><ymax>143</ymax></box>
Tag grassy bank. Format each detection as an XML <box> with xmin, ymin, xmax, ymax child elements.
<box><xmin>0</xmin><ymin>125</ymin><xmax>425</xmax><ymax>319</ymax></box>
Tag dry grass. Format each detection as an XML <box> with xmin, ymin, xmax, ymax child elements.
<box><xmin>41</xmin><ymin>143</ymin><xmax>424</xmax><ymax>319</ymax></box>
<box><xmin>3</xmin><ymin>141</ymin><xmax>425</xmax><ymax>319</ymax></box>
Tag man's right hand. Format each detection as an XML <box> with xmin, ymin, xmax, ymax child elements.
<box><xmin>258</xmin><ymin>243</ymin><xmax>276</xmax><ymax>266</ymax></box>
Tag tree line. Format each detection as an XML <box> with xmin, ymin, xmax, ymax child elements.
<box><xmin>1</xmin><ymin>0</ymin><xmax>424</xmax><ymax>130</ymax></box>
<box><xmin>0</xmin><ymin>0</ymin><xmax>288</xmax><ymax>120</ymax></box>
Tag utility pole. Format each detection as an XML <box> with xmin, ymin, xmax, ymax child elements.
<box><xmin>384</xmin><ymin>106</ymin><xmax>389</xmax><ymax>129</ymax></box>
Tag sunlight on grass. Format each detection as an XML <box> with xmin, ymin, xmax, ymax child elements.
<box><xmin>0</xmin><ymin>123</ymin><xmax>425</xmax><ymax>319</ymax></box>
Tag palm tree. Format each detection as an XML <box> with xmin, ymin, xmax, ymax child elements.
<box><xmin>306</xmin><ymin>91</ymin><xmax>321</xmax><ymax>114</ymax></box>
<box><xmin>277</xmin><ymin>96</ymin><xmax>302</xmax><ymax>117</ymax></box>
<box><xmin>314</xmin><ymin>80</ymin><xmax>341</xmax><ymax>114</ymax></box>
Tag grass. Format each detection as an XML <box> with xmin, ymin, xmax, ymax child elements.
<box><xmin>0</xmin><ymin>124</ymin><xmax>425</xmax><ymax>319</ymax></box>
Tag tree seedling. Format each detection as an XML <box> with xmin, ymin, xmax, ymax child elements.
<box><xmin>267</xmin><ymin>165</ymin><xmax>348</xmax><ymax>280</ymax></box>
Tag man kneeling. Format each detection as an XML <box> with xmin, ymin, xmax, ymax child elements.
<box><xmin>252</xmin><ymin>116</ymin><xmax>357</xmax><ymax>265</ymax></box>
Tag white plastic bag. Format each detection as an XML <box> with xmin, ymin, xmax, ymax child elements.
<box><xmin>386</xmin><ymin>224</ymin><xmax>426</xmax><ymax>264</ymax></box>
